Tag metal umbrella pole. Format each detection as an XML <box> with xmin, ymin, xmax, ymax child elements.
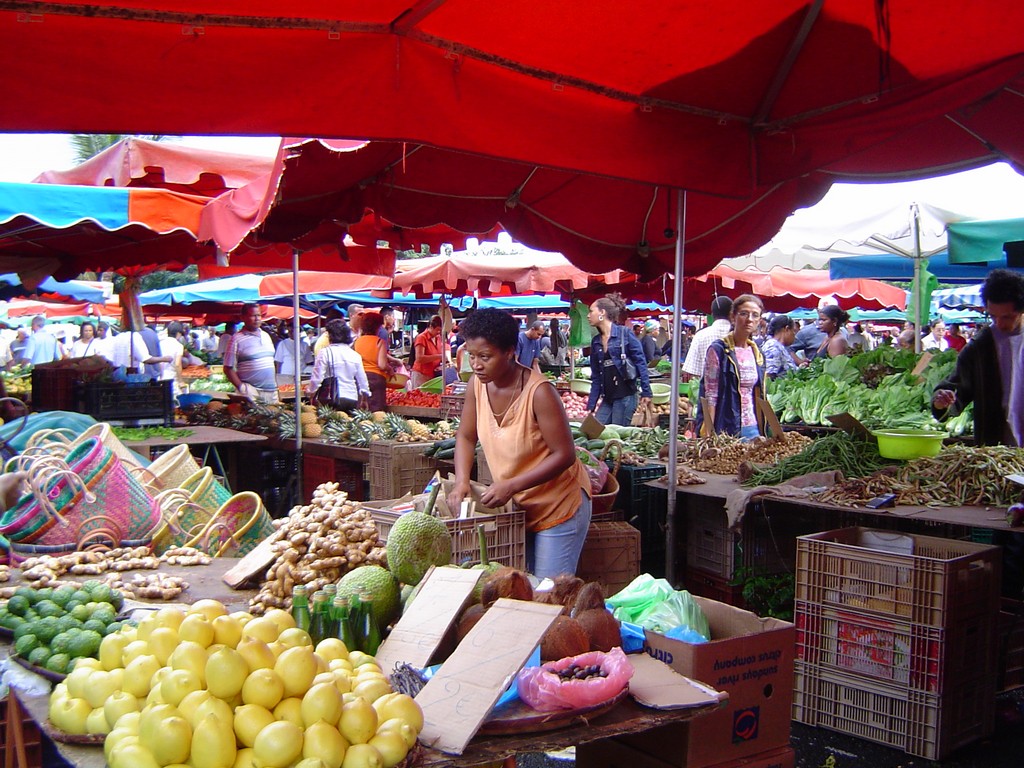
<box><xmin>911</xmin><ymin>203</ymin><xmax>923</xmax><ymax>354</ymax></box>
<box><xmin>292</xmin><ymin>247</ymin><xmax>303</xmax><ymax>501</ymax></box>
<box><xmin>666</xmin><ymin>190</ymin><xmax>686</xmax><ymax>586</ymax></box>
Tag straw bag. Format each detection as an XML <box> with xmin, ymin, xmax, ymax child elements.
<box><xmin>0</xmin><ymin>437</ymin><xmax>159</xmax><ymax>549</ymax></box>
<box><xmin>145</xmin><ymin>445</ymin><xmax>202</xmax><ymax>493</ymax></box>
<box><xmin>178</xmin><ymin>467</ymin><xmax>231</xmax><ymax>511</ymax></box>
<box><xmin>150</xmin><ymin>488</ymin><xmax>216</xmax><ymax>555</ymax></box>
<box><xmin>74</xmin><ymin>423</ymin><xmax>144</xmax><ymax>468</ymax></box>
<box><xmin>185</xmin><ymin>491</ymin><xmax>275</xmax><ymax>557</ymax></box>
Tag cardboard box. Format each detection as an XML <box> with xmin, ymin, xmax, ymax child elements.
<box><xmin>576</xmin><ymin>739</ymin><xmax>794</xmax><ymax>768</ymax></box>
<box><xmin>626</xmin><ymin>597</ymin><xmax>794</xmax><ymax>768</ymax></box>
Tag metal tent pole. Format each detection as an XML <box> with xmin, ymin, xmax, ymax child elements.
<box><xmin>666</xmin><ymin>190</ymin><xmax>686</xmax><ymax>586</ymax></box>
<box><xmin>912</xmin><ymin>203</ymin><xmax>924</xmax><ymax>354</ymax></box>
<box><xmin>292</xmin><ymin>248</ymin><xmax>303</xmax><ymax>501</ymax></box>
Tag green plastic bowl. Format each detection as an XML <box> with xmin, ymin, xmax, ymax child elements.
<box><xmin>650</xmin><ymin>383</ymin><xmax>672</xmax><ymax>405</ymax></box>
<box><xmin>872</xmin><ymin>428</ymin><xmax>948</xmax><ymax>460</ymax></box>
<box><xmin>418</xmin><ymin>376</ymin><xmax>444</xmax><ymax>394</ymax></box>
<box><xmin>570</xmin><ymin>378</ymin><xmax>592</xmax><ymax>395</ymax></box>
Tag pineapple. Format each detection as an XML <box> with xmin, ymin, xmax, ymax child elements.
<box><xmin>372</xmin><ymin>411</ymin><xmax>389</xmax><ymax>423</ymax></box>
<box><xmin>406</xmin><ymin>419</ymin><xmax>432</xmax><ymax>440</ymax></box>
<box><xmin>302</xmin><ymin>422</ymin><xmax>323</xmax><ymax>438</ymax></box>
<box><xmin>384</xmin><ymin>412</ymin><xmax>412</xmax><ymax>438</ymax></box>
<box><xmin>316</xmin><ymin>404</ymin><xmax>336</xmax><ymax>422</ymax></box>
<box><xmin>299</xmin><ymin>411</ymin><xmax>318</xmax><ymax>425</ymax></box>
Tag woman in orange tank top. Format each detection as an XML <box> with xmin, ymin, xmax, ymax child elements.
<box><xmin>353</xmin><ymin>311</ymin><xmax>390</xmax><ymax>411</ymax></box>
<box><xmin>448</xmin><ymin>309</ymin><xmax>592</xmax><ymax>578</ymax></box>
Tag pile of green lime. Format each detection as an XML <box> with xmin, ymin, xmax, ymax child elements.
<box><xmin>1</xmin><ymin>580</ymin><xmax>125</xmax><ymax>675</ymax></box>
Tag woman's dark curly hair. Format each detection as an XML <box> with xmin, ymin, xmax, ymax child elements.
<box><xmin>326</xmin><ymin>318</ymin><xmax>352</xmax><ymax>344</ymax></box>
<box><xmin>820</xmin><ymin>304</ymin><xmax>851</xmax><ymax>329</ymax></box>
<box><xmin>458</xmin><ymin>308</ymin><xmax>518</xmax><ymax>351</ymax></box>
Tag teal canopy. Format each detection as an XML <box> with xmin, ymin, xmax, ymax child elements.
<box><xmin>948</xmin><ymin>218</ymin><xmax>1024</xmax><ymax>264</ymax></box>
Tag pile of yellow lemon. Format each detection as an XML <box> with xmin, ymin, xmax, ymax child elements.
<box><xmin>48</xmin><ymin>598</ymin><xmax>422</xmax><ymax>768</ymax></box>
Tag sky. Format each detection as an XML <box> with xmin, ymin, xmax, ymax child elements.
<box><xmin>1</xmin><ymin>133</ymin><xmax>1024</xmax><ymax>258</ymax></box>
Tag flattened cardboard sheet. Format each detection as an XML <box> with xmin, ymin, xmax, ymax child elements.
<box><xmin>415</xmin><ymin>598</ymin><xmax>563</xmax><ymax>754</ymax></box>
<box><xmin>627</xmin><ymin>652</ymin><xmax>728</xmax><ymax>710</ymax></box>
<box><xmin>374</xmin><ymin>566</ymin><xmax>482</xmax><ymax>673</ymax></box>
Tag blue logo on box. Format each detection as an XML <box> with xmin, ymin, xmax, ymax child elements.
<box><xmin>733</xmin><ymin>706</ymin><xmax>759</xmax><ymax>743</ymax></box>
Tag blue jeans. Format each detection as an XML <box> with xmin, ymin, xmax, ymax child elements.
<box><xmin>596</xmin><ymin>392</ymin><xmax>638</xmax><ymax>427</ymax></box>
<box><xmin>740</xmin><ymin>424</ymin><xmax>761</xmax><ymax>441</ymax></box>
<box><xmin>527</xmin><ymin>491</ymin><xmax>593</xmax><ymax>579</ymax></box>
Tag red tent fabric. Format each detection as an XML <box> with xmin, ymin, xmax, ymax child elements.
<box><xmin>33</xmin><ymin>137</ymin><xmax>274</xmax><ymax>198</ymax></box>
<box><xmin>6</xmin><ymin>4</ymin><xmax>1024</xmax><ymax>278</ymax></box>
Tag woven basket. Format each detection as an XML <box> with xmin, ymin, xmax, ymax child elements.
<box><xmin>74</xmin><ymin>423</ymin><xmax>144</xmax><ymax>469</ymax></box>
<box><xmin>147</xmin><ymin>445</ymin><xmax>201</xmax><ymax>491</ymax></box>
<box><xmin>151</xmin><ymin>488</ymin><xmax>216</xmax><ymax>555</ymax></box>
<box><xmin>178</xmin><ymin>467</ymin><xmax>231</xmax><ymax>511</ymax></box>
<box><xmin>186</xmin><ymin>491</ymin><xmax>275</xmax><ymax>557</ymax></box>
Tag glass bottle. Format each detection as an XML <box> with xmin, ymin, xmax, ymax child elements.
<box><xmin>323</xmin><ymin>583</ymin><xmax>338</xmax><ymax>601</ymax></box>
<box><xmin>333</xmin><ymin>595</ymin><xmax>357</xmax><ymax>652</ymax></box>
<box><xmin>348</xmin><ymin>591</ymin><xmax>365</xmax><ymax>652</ymax></box>
<box><xmin>290</xmin><ymin>585</ymin><xmax>311</xmax><ymax>634</ymax></box>
<box><xmin>308</xmin><ymin>590</ymin><xmax>330</xmax><ymax>644</ymax></box>
<box><xmin>359</xmin><ymin>591</ymin><xmax>382</xmax><ymax>656</ymax></box>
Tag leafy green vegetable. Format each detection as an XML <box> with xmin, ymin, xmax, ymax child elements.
<box><xmin>112</xmin><ymin>427</ymin><xmax>194</xmax><ymax>441</ymax></box>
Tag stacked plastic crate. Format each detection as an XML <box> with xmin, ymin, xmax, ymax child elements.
<box><xmin>792</xmin><ymin>527</ymin><xmax>1001</xmax><ymax>760</ymax></box>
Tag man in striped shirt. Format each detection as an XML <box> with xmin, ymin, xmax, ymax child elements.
<box><xmin>224</xmin><ymin>304</ymin><xmax>279</xmax><ymax>403</ymax></box>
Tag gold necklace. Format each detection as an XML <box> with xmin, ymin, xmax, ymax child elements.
<box><xmin>490</xmin><ymin>369</ymin><xmax>524</xmax><ymax>422</ymax></box>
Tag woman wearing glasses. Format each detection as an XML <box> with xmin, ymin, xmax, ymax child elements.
<box><xmin>696</xmin><ymin>294</ymin><xmax>767</xmax><ymax>440</ymax></box>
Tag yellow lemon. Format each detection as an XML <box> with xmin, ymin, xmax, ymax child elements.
<box><xmin>338</xmin><ymin>697</ymin><xmax>377</xmax><ymax>745</ymax></box>
<box><xmin>303</xmin><ymin>720</ymin><xmax>349</xmax><ymax>768</ymax></box>
<box><xmin>240</xmin><ymin>668</ymin><xmax>285</xmax><ymax>710</ymax></box>
<box><xmin>232</xmin><ymin>703</ymin><xmax>275</xmax><ymax>748</ymax></box>
<box><xmin>315</xmin><ymin>638</ymin><xmax>350</xmax><ymax>662</ymax></box>
<box><xmin>252</xmin><ymin>720</ymin><xmax>303</xmax><ymax>768</ymax></box>
<box><xmin>178</xmin><ymin>613</ymin><xmax>216</xmax><ymax>648</ymax></box>
<box><xmin>188</xmin><ymin>599</ymin><xmax>230</xmax><ymax>621</ymax></box>
<box><xmin>206</xmin><ymin>647</ymin><xmax>249</xmax><ymax>701</ymax></box>
<box><xmin>341</xmin><ymin>744</ymin><xmax>383</xmax><ymax>768</ymax></box>
<box><xmin>212</xmin><ymin>615</ymin><xmax>243</xmax><ymax>648</ymax></box>
<box><xmin>154</xmin><ymin>606</ymin><xmax>186</xmax><ymax>630</ymax></box>
<box><xmin>241</xmin><ymin>616</ymin><xmax>279</xmax><ymax>644</ymax></box>
<box><xmin>264</xmin><ymin>608</ymin><xmax>297</xmax><ymax>634</ymax></box>
<box><xmin>301</xmin><ymin>682</ymin><xmax>343</xmax><ymax>728</ymax></box>
<box><xmin>273</xmin><ymin>697</ymin><xmax>304</xmax><ymax>729</ymax></box>
<box><xmin>236</xmin><ymin>636</ymin><xmax>276</xmax><ymax>673</ymax></box>
<box><xmin>275</xmin><ymin>646</ymin><xmax>318</xmax><ymax>698</ymax></box>
<box><xmin>191</xmin><ymin>712</ymin><xmax>236</xmax><ymax>768</ymax></box>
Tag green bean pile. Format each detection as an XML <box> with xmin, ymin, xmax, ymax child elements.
<box><xmin>819</xmin><ymin>445</ymin><xmax>1024</xmax><ymax>508</ymax></box>
<box><xmin>743</xmin><ymin>432</ymin><xmax>894</xmax><ymax>487</ymax></box>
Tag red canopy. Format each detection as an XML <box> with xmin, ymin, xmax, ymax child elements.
<box><xmin>700</xmin><ymin>266</ymin><xmax>907</xmax><ymax>311</ymax></box>
<box><xmin>33</xmin><ymin>137</ymin><xmax>274</xmax><ymax>198</ymax></box>
<box><xmin>6</xmin><ymin>4</ymin><xmax>1024</xmax><ymax>277</ymax></box>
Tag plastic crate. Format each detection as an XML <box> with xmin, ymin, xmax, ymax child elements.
<box><xmin>998</xmin><ymin>597</ymin><xmax>1024</xmax><ymax>692</ymax></box>
<box><xmin>366</xmin><ymin>504</ymin><xmax>526</xmax><ymax>570</ymax></box>
<box><xmin>683</xmin><ymin>566</ymin><xmax>746</xmax><ymax>609</ymax></box>
<box><xmin>261</xmin><ymin>449</ymin><xmax>296</xmax><ymax>482</ymax></box>
<box><xmin>439</xmin><ymin>394</ymin><xmax>465</xmax><ymax>420</ymax></box>
<box><xmin>795</xmin><ymin>527</ymin><xmax>1001</xmax><ymax>627</ymax></box>
<box><xmin>30</xmin><ymin>366</ymin><xmax>81</xmax><ymax>411</ymax></box>
<box><xmin>1</xmin><ymin>694</ymin><xmax>44</xmax><ymax>768</ymax></box>
<box><xmin>302</xmin><ymin>453</ymin><xmax>365</xmax><ymax>503</ymax></box>
<box><xmin>368</xmin><ymin>441</ymin><xmax>439</xmax><ymax>499</ymax></box>
<box><xmin>794</xmin><ymin>600</ymin><xmax>995</xmax><ymax>694</ymax></box>
<box><xmin>612</xmin><ymin>463</ymin><xmax>666</xmax><ymax>515</ymax></box>
<box><xmin>74</xmin><ymin>380</ymin><xmax>173</xmax><ymax>426</ymax></box>
<box><xmin>792</xmin><ymin>662</ymin><xmax>994</xmax><ymax>760</ymax></box>
<box><xmin>576</xmin><ymin>521</ymin><xmax>641</xmax><ymax>597</ymax></box>
<box><xmin>631</xmin><ymin>484</ymin><xmax>667</xmax><ymax>576</ymax></box>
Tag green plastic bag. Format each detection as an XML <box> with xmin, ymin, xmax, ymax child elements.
<box><xmin>606</xmin><ymin>574</ymin><xmax>711</xmax><ymax>640</ymax></box>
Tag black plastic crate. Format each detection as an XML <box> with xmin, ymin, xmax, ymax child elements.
<box><xmin>74</xmin><ymin>380</ymin><xmax>173</xmax><ymax>426</ymax></box>
<box><xmin>630</xmin><ymin>484</ymin><xmax>667</xmax><ymax>577</ymax></box>
<box><xmin>613</xmin><ymin>463</ymin><xmax>667</xmax><ymax>514</ymax></box>
<box><xmin>261</xmin><ymin>449</ymin><xmax>296</xmax><ymax>482</ymax></box>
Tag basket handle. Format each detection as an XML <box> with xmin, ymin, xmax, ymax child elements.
<box><xmin>127</xmin><ymin>463</ymin><xmax>165</xmax><ymax>493</ymax></box>
<box><xmin>24</xmin><ymin>427</ymin><xmax>77</xmax><ymax>451</ymax></box>
<box><xmin>599</xmin><ymin>439</ymin><xmax>624</xmax><ymax>476</ymax></box>
<box><xmin>27</xmin><ymin>461</ymin><xmax>95</xmax><ymax>525</ymax></box>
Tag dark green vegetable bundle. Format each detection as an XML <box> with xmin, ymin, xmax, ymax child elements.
<box><xmin>743</xmin><ymin>431</ymin><xmax>895</xmax><ymax>487</ymax></box>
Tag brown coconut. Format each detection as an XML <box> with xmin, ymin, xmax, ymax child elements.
<box><xmin>572</xmin><ymin>581</ymin><xmax>606</xmax><ymax>615</ymax></box>
<box><xmin>456</xmin><ymin>603</ymin><xmax>488</xmax><ymax>643</ymax></box>
<box><xmin>540</xmin><ymin>615</ymin><xmax>591</xmax><ymax>661</ymax></box>
<box><xmin>576</xmin><ymin>608</ymin><xmax>621</xmax><ymax>652</ymax></box>
<box><xmin>480</xmin><ymin>569</ymin><xmax>533</xmax><ymax>606</ymax></box>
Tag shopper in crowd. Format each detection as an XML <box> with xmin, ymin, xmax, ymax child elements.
<box><xmin>274</xmin><ymin>323</ymin><xmax>311</xmax><ymax>378</ymax></box>
<box><xmin>792</xmin><ymin>298</ymin><xmax>840</xmax><ymax>356</ymax></box>
<box><xmin>847</xmin><ymin>323</ymin><xmax>875</xmax><ymax>351</ymax></box>
<box><xmin>586</xmin><ymin>293</ymin><xmax>652</xmax><ymax>426</ymax></box>
<box><xmin>539</xmin><ymin>318</ymin><xmax>569</xmax><ymax>367</ymax></box>
<box><xmin>808</xmin><ymin>305</ymin><xmax>850</xmax><ymax>360</ymax></box>
<box><xmin>945</xmin><ymin>322</ymin><xmax>968</xmax><ymax>352</ymax></box>
<box><xmin>18</xmin><ymin>315</ymin><xmax>64</xmax><ymax>365</ymax></box>
<box><xmin>682</xmin><ymin>296</ymin><xmax>733</xmax><ymax>381</ymax></box>
<box><xmin>933</xmin><ymin>269</ymin><xmax>1024</xmax><ymax>597</ymax></box>
<box><xmin>306</xmin><ymin>319</ymin><xmax>370</xmax><ymax>411</ymax></box>
<box><xmin>353</xmin><ymin>311</ymin><xmax>391</xmax><ymax>411</ymax></box>
<box><xmin>110</xmin><ymin>323</ymin><xmax>169</xmax><ymax>376</ymax></box>
<box><xmin>449</xmin><ymin>308</ymin><xmax>591</xmax><ymax>578</ymax></box>
<box><xmin>516</xmin><ymin>320</ymin><xmax>546</xmax><ymax>373</ymax></box>
<box><xmin>68</xmin><ymin>321</ymin><xmax>101</xmax><ymax>358</ymax></box>
<box><xmin>896</xmin><ymin>329</ymin><xmax>916</xmax><ymax>350</ymax></box>
<box><xmin>223</xmin><ymin>304</ymin><xmax>278</xmax><ymax>403</ymax></box>
<box><xmin>378</xmin><ymin>306</ymin><xmax>396</xmax><ymax>345</ymax></box>
<box><xmin>94</xmin><ymin>321</ymin><xmax>114</xmax><ymax>361</ymax></box>
<box><xmin>762</xmin><ymin>315</ymin><xmax>799</xmax><ymax>379</ymax></box>
<box><xmin>216</xmin><ymin>322</ymin><xmax>237</xmax><ymax>359</ymax></box>
<box><xmin>6</xmin><ymin>327</ymin><xmax>28</xmax><ymax>368</ymax></box>
<box><xmin>921</xmin><ymin>319</ymin><xmax>949</xmax><ymax>352</ymax></box>
<box><xmin>640</xmin><ymin>319</ymin><xmax>660</xmax><ymax>363</ymax></box>
<box><xmin>160</xmin><ymin>321</ymin><xmax>199</xmax><ymax>396</ymax></box>
<box><xmin>411</xmin><ymin>315</ymin><xmax>447</xmax><ymax>388</ymax></box>
<box><xmin>696</xmin><ymin>294</ymin><xmax>767</xmax><ymax>440</ymax></box>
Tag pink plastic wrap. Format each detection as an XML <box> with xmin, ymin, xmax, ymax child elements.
<box><xmin>516</xmin><ymin>648</ymin><xmax>634</xmax><ymax>712</ymax></box>
<box><xmin>578</xmin><ymin>450</ymin><xmax>609</xmax><ymax>495</ymax></box>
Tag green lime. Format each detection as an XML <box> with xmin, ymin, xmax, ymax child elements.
<box><xmin>13</xmin><ymin>622</ymin><xmax>36</xmax><ymax>641</ymax></box>
<box><xmin>13</xmin><ymin>633</ymin><xmax>39</xmax><ymax>657</ymax></box>
<box><xmin>45</xmin><ymin>653</ymin><xmax>70</xmax><ymax>674</ymax></box>
<box><xmin>69</xmin><ymin>630</ymin><xmax>102</xmax><ymax>658</ymax></box>
<box><xmin>71</xmin><ymin>590</ymin><xmax>90</xmax><ymax>605</ymax></box>
<box><xmin>50</xmin><ymin>631</ymin><xmax>72</xmax><ymax>656</ymax></box>
<box><xmin>34</xmin><ymin>600</ymin><xmax>61</xmax><ymax>619</ymax></box>
<box><xmin>87</xmin><ymin>584</ymin><xmax>113</xmax><ymax>604</ymax></box>
<box><xmin>33</xmin><ymin>616</ymin><xmax>61</xmax><ymax>644</ymax></box>
<box><xmin>51</xmin><ymin>586</ymin><xmax>76</xmax><ymax>608</ymax></box>
<box><xmin>34</xmin><ymin>587</ymin><xmax>54</xmax><ymax>603</ymax></box>
<box><xmin>0</xmin><ymin>612</ymin><xmax>23</xmax><ymax>631</ymax></box>
<box><xmin>6</xmin><ymin>594</ymin><xmax>30</xmax><ymax>616</ymax></box>
<box><xmin>70</xmin><ymin>604</ymin><xmax>91</xmax><ymax>622</ymax></box>
<box><xmin>13</xmin><ymin>586</ymin><xmax>35</xmax><ymax>604</ymax></box>
<box><xmin>103</xmin><ymin>621</ymin><xmax>123</xmax><ymax>635</ymax></box>
<box><xmin>81</xmin><ymin>619</ymin><xmax>106</xmax><ymax>635</ymax></box>
<box><xmin>81</xmin><ymin>579</ymin><xmax>102</xmax><ymax>592</ymax></box>
<box><xmin>27</xmin><ymin>646</ymin><xmax>51</xmax><ymax>667</ymax></box>
<box><xmin>108</xmin><ymin>590</ymin><xmax>125</xmax><ymax>612</ymax></box>
<box><xmin>90</xmin><ymin>608</ymin><xmax>116</xmax><ymax>626</ymax></box>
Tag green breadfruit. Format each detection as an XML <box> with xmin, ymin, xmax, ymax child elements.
<box><xmin>385</xmin><ymin>512</ymin><xmax>452</xmax><ymax>586</ymax></box>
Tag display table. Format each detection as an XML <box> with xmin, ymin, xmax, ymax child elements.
<box><xmin>1</xmin><ymin>558</ymin><xmax>722</xmax><ymax>768</ymax></box>
<box><xmin>122</xmin><ymin>426</ymin><xmax>268</xmax><ymax>493</ymax></box>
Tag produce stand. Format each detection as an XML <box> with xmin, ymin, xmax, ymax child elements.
<box><xmin>274</xmin><ymin>436</ymin><xmax>370</xmax><ymax>502</ymax></box>
<box><xmin>387</xmin><ymin>405</ymin><xmax>442</xmax><ymax>420</ymax></box>
<box><xmin>120</xmin><ymin>425</ymin><xmax>268</xmax><ymax>493</ymax></box>
<box><xmin>0</xmin><ymin>558</ymin><xmax>723</xmax><ymax>768</ymax></box>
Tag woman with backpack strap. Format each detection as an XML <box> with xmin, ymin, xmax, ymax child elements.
<box><xmin>585</xmin><ymin>293</ymin><xmax>653</xmax><ymax>426</ymax></box>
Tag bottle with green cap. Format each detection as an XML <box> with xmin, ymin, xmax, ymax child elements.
<box><xmin>333</xmin><ymin>595</ymin><xmax>357</xmax><ymax>652</ymax></box>
<box><xmin>308</xmin><ymin>590</ymin><xmax>330</xmax><ymax>644</ymax></box>
<box><xmin>291</xmin><ymin>585</ymin><xmax>311</xmax><ymax>634</ymax></box>
<box><xmin>359</xmin><ymin>589</ymin><xmax>382</xmax><ymax>656</ymax></box>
